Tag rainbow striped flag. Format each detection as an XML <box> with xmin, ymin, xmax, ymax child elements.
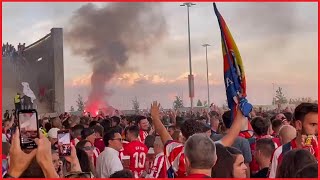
<box><xmin>213</xmin><ymin>3</ymin><xmax>252</xmax><ymax>127</ymax></box>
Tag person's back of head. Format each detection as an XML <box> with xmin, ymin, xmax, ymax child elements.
<box><xmin>72</xmin><ymin>124</ymin><xmax>85</xmax><ymax>139</ymax></box>
<box><xmin>184</xmin><ymin>134</ymin><xmax>217</xmax><ymax>172</ymax></box>
<box><xmin>180</xmin><ymin>119</ymin><xmax>207</xmax><ymax>141</ymax></box>
<box><xmin>127</xmin><ymin>125</ymin><xmax>139</xmax><ymax>141</ymax></box>
<box><xmin>110</xmin><ymin>169</ymin><xmax>134</xmax><ymax>178</ymax></box>
<box><xmin>144</xmin><ymin>135</ymin><xmax>155</xmax><ymax>149</ymax></box>
<box><xmin>211</xmin><ymin>143</ymin><xmax>234</xmax><ymax>178</ymax></box>
<box><xmin>255</xmin><ymin>138</ymin><xmax>275</xmax><ymax>164</ymax></box>
<box><xmin>276</xmin><ymin>149</ymin><xmax>317</xmax><ymax>178</ymax></box>
<box><xmin>278</xmin><ymin>125</ymin><xmax>296</xmax><ymax>144</ymax></box>
<box><xmin>20</xmin><ymin>158</ymin><xmax>45</xmax><ymax>178</ymax></box>
<box><xmin>251</xmin><ymin>116</ymin><xmax>270</xmax><ymax>136</ymax></box>
<box><xmin>295</xmin><ymin>163</ymin><xmax>318</xmax><ymax>178</ymax></box>
<box><xmin>111</xmin><ymin>116</ymin><xmax>121</xmax><ymax>127</ymax></box>
<box><xmin>222</xmin><ymin>110</ymin><xmax>232</xmax><ymax>129</ymax></box>
<box><xmin>91</xmin><ymin>124</ymin><xmax>104</xmax><ymax>137</ymax></box>
<box><xmin>153</xmin><ymin>136</ymin><xmax>164</xmax><ymax>153</ymax></box>
<box><xmin>271</xmin><ymin>119</ymin><xmax>282</xmax><ymax>134</ymax></box>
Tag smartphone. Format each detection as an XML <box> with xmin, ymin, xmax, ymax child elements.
<box><xmin>18</xmin><ymin>109</ymin><xmax>39</xmax><ymax>149</ymax></box>
<box><xmin>57</xmin><ymin>130</ymin><xmax>71</xmax><ymax>156</ymax></box>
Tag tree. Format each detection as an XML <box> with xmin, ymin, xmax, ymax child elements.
<box><xmin>70</xmin><ymin>106</ymin><xmax>75</xmax><ymax>112</ymax></box>
<box><xmin>173</xmin><ymin>96</ymin><xmax>184</xmax><ymax>110</ymax></box>
<box><xmin>289</xmin><ymin>97</ymin><xmax>315</xmax><ymax>105</ymax></box>
<box><xmin>197</xmin><ymin>99</ymin><xmax>203</xmax><ymax>107</ymax></box>
<box><xmin>275</xmin><ymin>87</ymin><xmax>288</xmax><ymax>105</ymax></box>
<box><xmin>203</xmin><ymin>100</ymin><xmax>208</xmax><ymax>107</ymax></box>
<box><xmin>132</xmin><ymin>96</ymin><xmax>140</xmax><ymax>114</ymax></box>
<box><xmin>76</xmin><ymin>94</ymin><xmax>85</xmax><ymax>112</ymax></box>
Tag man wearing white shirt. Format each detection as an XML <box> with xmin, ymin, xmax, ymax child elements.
<box><xmin>96</xmin><ymin>129</ymin><xmax>123</xmax><ymax>178</ymax></box>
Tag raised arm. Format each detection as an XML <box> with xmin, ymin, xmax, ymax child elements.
<box><xmin>220</xmin><ymin>108</ymin><xmax>245</xmax><ymax>147</ymax></box>
<box><xmin>150</xmin><ymin>101</ymin><xmax>172</xmax><ymax>144</ymax></box>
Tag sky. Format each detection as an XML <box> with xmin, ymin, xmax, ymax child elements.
<box><xmin>2</xmin><ymin>2</ymin><xmax>318</xmax><ymax>110</ymax></box>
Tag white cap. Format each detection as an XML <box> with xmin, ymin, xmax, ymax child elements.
<box><xmin>48</xmin><ymin>128</ymin><xmax>60</xmax><ymax>139</ymax></box>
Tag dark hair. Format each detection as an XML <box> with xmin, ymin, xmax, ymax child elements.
<box><xmin>136</xmin><ymin>115</ymin><xmax>147</xmax><ymax>124</ymax></box>
<box><xmin>76</xmin><ymin>148</ymin><xmax>92</xmax><ymax>173</ymax></box>
<box><xmin>251</xmin><ymin>116</ymin><xmax>270</xmax><ymax>136</ymax></box>
<box><xmin>103</xmin><ymin>129</ymin><xmax>118</xmax><ymax>147</ymax></box>
<box><xmin>144</xmin><ymin>135</ymin><xmax>156</xmax><ymax>149</ymax></box>
<box><xmin>127</xmin><ymin>125</ymin><xmax>140</xmax><ymax>138</ymax></box>
<box><xmin>272</xmin><ymin>119</ymin><xmax>282</xmax><ymax>131</ymax></box>
<box><xmin>110</xmin><ymin>169</ymin><xmax>134</xmax><ymax>178</ymax></box>
<box><xmin>100</xmin><ymin>119</ymin><xmax>111</xmax><ymax>133</ymax></box>
<box><xmin>62</xmin><ymin>118</ymin><xmax>71</xmax><ymax>129</ymax></box>
<box><xmin>276</xmin><ymin>149</ymin><xmax>317</xmax><ymax>178</ymax></box>
<box><xmin>89</xmin><ymin>120</ymin><xmax>99</xmax><ymax>128</ymax></box>
<box><xmin>76</xmin><ymin>140</ymin><xmax>91</xmax><ymax>149</ymax></box>
<box><xmin>212</xmin><ymin>143</ymin><xmax>235</xmax><ymax>178</ymax></box>
<box><xmin>209</xmin><ymin>111</ymin><xmax>220</xmax><ymax>118</ymax></box>
<box><xmin>255</xmin><ymin>138</ymin><xmax>275</xmax><ymax>158</ymax></box>
<box><xmin>172</xmin><ymin>130</ymin><xmax>181</xmax><ymax>141</ymax></box>
<box><xmin>168</xmin><ymin>125</ymin><xmax>176</xmax><ymax>131</ymax></box>
<box><xmin>294</xmin><ymin>103</ymin><xmax>318</xmax><ymax>122</ymax></box>
<box><xmin>180</xmin><ymin>119</ymin><xmax>207</xmax><ymax>140</ymax></box>
<box><xmin>71</xmin><ymin>124</ymin><xmax>85</xmax><ymax>138</ymax></box>
<box><xmin>44</xmin><ymin>122</ymin><xmax>52</xmax><ymax>132</ymax></box>
<box><xmin>295</xmin><ymin>163</ymin><xmax>318</xmax><ymax>178</ymax></box>
<box><xmin>222</xmin><ymin>110</ymin><xmax>232</xmax><ymax>129</ymax></box>
<box><xmin>111</xmin><ymin>116</ymin><xmax>121</xmax><ymax>126</ymax></box>
<box><xmin>91</xmin><ymin>124</ymin><xmax>104</xmax><ymax>137</ymax></box>
<box><xmin>20</xmin><ymin>158</ymin><xmax>45</xmax><ymax>178</ymax></box>
<box><xmin>283</xmin><ymin>112</ymin><xmax>293</xmax><ymax>121</ymax></box>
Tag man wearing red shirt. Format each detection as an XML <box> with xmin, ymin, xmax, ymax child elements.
<box><xmin>269</xmin><ymin>103</ymin><xmax>318</xmax><ymax>178</ymax></box>
<box><xmin>122</xmin><ymin>125</ymin><xmax>148</xmax><ymax>178</ymax></box>
<box><xmin>136</xmin><ymin>116</ymin><xmax>149</xmax><ymax>143</ymax></box>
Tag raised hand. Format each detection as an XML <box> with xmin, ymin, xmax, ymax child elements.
<box><xmin>7</xmin><ymin>128</ymin><xmax>37</xmax><ymax>178</ymax></box>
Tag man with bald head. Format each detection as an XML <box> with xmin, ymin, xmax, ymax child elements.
<box><xmin>278</xmin><ymin>125</ymin><xmax>296</xmax><ymax>145</ymax></box>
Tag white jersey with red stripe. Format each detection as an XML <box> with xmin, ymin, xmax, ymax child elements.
<box><xmin>93</xmin><ymin>147</ymin><xmax>101</xmax><ymax>167</ymax></box>
<box><xmin>119</xmin><ymin>140</ymin><xmax>130</xmax><ymax>160</ymax></box>
<box><xmin>146</xmin><ymin>152</ymin><xmax>166</xmax><ymax>178</ymax></box>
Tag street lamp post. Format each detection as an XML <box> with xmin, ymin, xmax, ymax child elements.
<box><xmin>202</xmin><ymin>43</ymin><xmax>210</xmax><ymax>108</ymax></box>
<box><xmin>180</xmin><ymin>2</ymin><xmax>196</xmax><ymax>109</ymax></box>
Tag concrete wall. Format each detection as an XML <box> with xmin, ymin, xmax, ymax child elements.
<box><xmin>2</xmin><ymin>28</ymin><xmax>65</xmax><ymax>114</ymax></box>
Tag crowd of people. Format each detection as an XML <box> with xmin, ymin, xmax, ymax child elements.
<box><xmin>1</xmin><ymin>101</ymin><xmax>318</xmax><ymax>178</ymax></box>
<box><xmin>2</xmin><ymin>42</ymin><xmax>26</xmax><ymax>57</ymax></box>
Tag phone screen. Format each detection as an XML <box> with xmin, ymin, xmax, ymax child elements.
<box><xmin>18</xmin><ymin>111</ymin><xmax>39</xmax><ymax>149</ymax></box>
<box><xmin>58</xmin><ymin>131</ymin><xmax>71</xmax><ymax>156</ymax></box>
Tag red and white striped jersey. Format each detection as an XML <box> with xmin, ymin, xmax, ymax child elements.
<box><xmin>269</xmin><ymin>137</ymin><xmax>318</xmax><ymax>178</ymax></box>
<box><xmin>138</xmin><ymin>130</ymin><xmax>148</xmax><ymax>143</ymax></box>
<box><xmin>164</xmin><ymin>140</ymin><xmax>186</xmax><ymax>178</ymax></box>
<box><xmin>146</xmin><ymin>152</ymin><xmax>166</xmax><ymax>178</ymax></box>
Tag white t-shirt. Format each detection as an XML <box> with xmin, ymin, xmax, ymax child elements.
<box><xmin>96</xmin><ymin>147</ymin><xmax>123</xmax><ymax>178</ymax></box>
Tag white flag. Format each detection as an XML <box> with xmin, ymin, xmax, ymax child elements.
<box><xmin>22</xmin><ymin>82</ymin><xmax>37</xmax><ymax>103</ymax></box>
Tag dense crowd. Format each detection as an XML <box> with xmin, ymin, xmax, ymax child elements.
<box><xmin>2</xmin><ymin>101</ymin><xmax>318</xmax><ymax>178</ymax></box>
<box><xmin>2</xmin><ymin>42</ymin><xmax>25</xmax><ymax>57</ymax></box>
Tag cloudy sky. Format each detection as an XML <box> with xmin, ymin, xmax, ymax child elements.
<box><xmin>3</xmin><ymin>2</ymin><xmax>318</xmax><ymax>110</ymax></box>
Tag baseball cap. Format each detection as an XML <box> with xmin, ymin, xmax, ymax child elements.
<box><xmin>48</xmin><ymin>128</ymin><xmax>60</xmax><ymax>139</ymax></box>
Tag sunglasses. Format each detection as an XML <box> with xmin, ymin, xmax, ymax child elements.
<box><xmin>83</xmin><ymin>146</ymin><xmax>95</xmax><ymax>151</ymax></box>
